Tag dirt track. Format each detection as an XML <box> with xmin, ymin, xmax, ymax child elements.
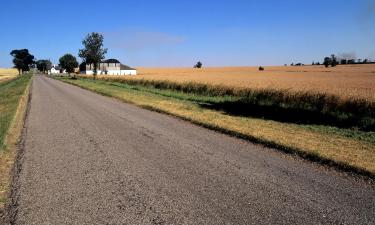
<box><xmin>7</xmin><ymin>75</ymin><xmax>375</xmax><ymax>224</ymax></box>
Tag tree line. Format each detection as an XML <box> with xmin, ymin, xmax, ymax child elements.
<box><xmin>321</xmin><ymin>54</ymin><xmax>374</xmax><ymax>68</ymax></box>
<box><xmin>291</xmin><ymin>55</ymin><xmax>375</xmax><ymax>68</ymax></box>
<box><xmin>10</xmin><ymin>49</ymin><xmax>79</xmax><ymax>76</ymax></box>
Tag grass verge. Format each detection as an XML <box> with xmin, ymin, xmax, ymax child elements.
<box><xmin>80</xmin><ymin>75</ymin><xmax>375</xmax><ymax>131</ymax></box>
<box><xmin>56</xmin><ymin>76</ymin><xmax>375</xmax><ymax>178</ymax></box>
<box><xmin>0</xmin><ymin>75</ymin><xmax>31</xmax><ymax>210</ymax></box>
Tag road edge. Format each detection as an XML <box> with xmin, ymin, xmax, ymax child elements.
<box><xmin>0</xmin><ymin>77</ymin><xmax>33</xmax><ymax>224</ymax></box>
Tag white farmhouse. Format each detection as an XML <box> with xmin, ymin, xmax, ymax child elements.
<box><xmin>49</xmin><ymin>65</ymin><xmax>66</xmax><ymax>74</ymax></box>
<box><xmin>81</xmin><ymin>59</ymin><xmax>137</xmax><ymax>75</ymax></box>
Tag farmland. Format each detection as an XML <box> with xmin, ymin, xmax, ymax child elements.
<box><xmin>133</xmin><ymin>65</ymin><xmax>375</xmax><ymax>101</ymax></box>
<box><xmin>0</xmin><ymin>68</ymin><xmax>18</xmax><ymax>82</ymax></box>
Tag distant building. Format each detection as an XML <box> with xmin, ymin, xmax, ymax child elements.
<box><xmin>49</xmin><ymin>65</ymin><xmax>66</xmax><ymax>74</ymax></box>
<box><xmin>81</xmin><ymin>59</ymin><xmax>137</xmax><ymax>75</ymax></box>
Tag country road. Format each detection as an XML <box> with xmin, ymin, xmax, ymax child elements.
<box><xmin>6</xmin><ymin>75</ymin><xmax>375</xmax><ymax>224</ymax></box>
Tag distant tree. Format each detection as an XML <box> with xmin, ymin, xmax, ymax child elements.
<box><xmin>194</xmin><ymin>61</ymin><xmax>202</xmax><ymax>68</ymax></box>
<box><xmin>363</xmin><ymin>59</ymin><xmax>368</xmax><ymax>64</ymax></box>
<box><xmin>36</xmin><ymin>60</ymin><xmax>52</xmax><ymax>74</ymax></box>
<box><xmin>258</xmin><ymin>66</ymin><xmax>264</xmax><ymax>71</ymax></box>
<box><xmin>59</xmin><ymin>54</ymin><xmax>78</xmax><ymax>77</ymax></box>
<box><xmin>10</xmin><ymin>49</ymin><xmax>35</xmax><ymax>74</ymax></box>
<box><xmin>340</xmin><ymin>59</ymin><xmax>347</xmax><ymax>65</ymax></box>
<box><xmin>331</xmin><ymin>54</ymin><xmax>338</xmax><ymax>67</ymax></box>
<box><xmin>78</xmin><ymin>32</ymin><xmax>107</xmax><ymax>79</ymax></box>
<box><xmin>45</xmin><ymin>60</ymin><xmax>52</xmax><ymax>72</ymax></box>
<box><xmin>323</xmin><ymin>57</ymin><xmax>332</xmax><ymax>67</ymax></box>
<box><xmin>347</xmin><ymin>59</ymin><xmax>355</xmax><ymax>64</ymax></box>
<box><xmin>316</xmin><ymin>62</ymin><xmax>321</xmax><ymax>65</ymax></box>
<box><xmin>291</xmin><ymin>63</ymin><xmax>294</xmax><ymax>66</ymax></box>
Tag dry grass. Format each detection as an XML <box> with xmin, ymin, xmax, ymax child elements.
<box><xmin>0</xmin><ymin>76</ymin><xmax>31</xmax><ymax>209</ymax></box>
<box><xmin>130</xmin><ymin>65</ymin><xmax>375</xmax><ymax>101</ymax></box>
<box><xmin>58</xmin><ymin>77</ymin><xmax>375</xmax><ymax>176</ymax></box>
<box><xmin>0</xmin><ymin>68</ymin><xmax>18</xmax><ymax>82</ymax></box>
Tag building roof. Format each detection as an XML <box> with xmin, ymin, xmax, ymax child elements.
<box><xmin>120</xmin><ymin>64</ymin><xmax>136</xmax><ymax>70</ymax></box>
<box><xmin>102</xmin><ymin>59</ymin><xmax>120</xmax><ymax>63</ymax></box>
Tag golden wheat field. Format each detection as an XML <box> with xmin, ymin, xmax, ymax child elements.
<box><xmin>131</xmin><ymin>64</ymin><xmax>375</xmax><ymax>101</ymax></box>
<box><xmin>0</xmin><ymin>68</ymin><xmax>18</xmax><ymax>81</ymax></box>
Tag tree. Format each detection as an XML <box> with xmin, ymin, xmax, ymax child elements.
<box><xmin>323</xmin><ymin>57</ymin><xmax>332</xmax><ymax>68</ymax></box>
<box><xmin>59</xmin><ymin>54</ymin><xmax>78</xmax><ymax>77</ymax></box>
<box><xmin>36</xmin><ymin>60</ymin><xmax>52</xmax><ymax>74</ymax></box>
<box><xmin>194</xmin><ymin>61</ymin><xmax>202</xmax><ymax>68</ymax></box>
<box><xmin>10</xmin><ymin>49</ymin><xmax>35</xmax><ymax>74</ymax></box>
<box><xmin>331</xmin><ymin>54</ymin><xmax>338</xmax><ymax>67</ymax></box>
<box><xmin>78</xmin><ymin>32</ymin><xmax>107</xmax><ymax>79</ymax></box>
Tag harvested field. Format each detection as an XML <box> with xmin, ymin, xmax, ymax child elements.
<box><xmin>131</xmin><ymin>65</ymin><xmax>375</xmax><ymax>101</ymax></box>
<box><xmin>0</xmin><ymin>68</ymin><xmax>18</xmax><ymax>82</ymax></box>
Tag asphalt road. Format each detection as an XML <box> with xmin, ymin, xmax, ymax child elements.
<box><xmin>9</xmin><ymin>75</ymin><xmax>375</xmax><ymax>224</ymax></box>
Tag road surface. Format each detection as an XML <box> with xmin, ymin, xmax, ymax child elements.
<box><xmin>8</xmin><ymin>75</ymin><xmax>375</xmax><ymax>224</ymax></box>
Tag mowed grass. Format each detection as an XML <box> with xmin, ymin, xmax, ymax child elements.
<box><xmin>0</xmin><ymin>75</ymin><xmax>31</xmax><ymax>207</ymax></box>
<box><xmin>56</xmin><ymin>76</ymin><xmax>375</xmax><ymax>177</ymax></box>
<box><xmin>0</xmin><ymin>68</ymin><xmax>18</xmax><ymax>82</ymax></box>
<box><xmin>133</xmin><ymin>65</ymin><xmax>375</xmax><ymax>101</ymax></box>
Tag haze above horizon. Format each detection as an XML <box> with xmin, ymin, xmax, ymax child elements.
<box><xmin>0</xmin><ymin>0</ymin><xmax>374</xmax><ymax>67</ymax></box>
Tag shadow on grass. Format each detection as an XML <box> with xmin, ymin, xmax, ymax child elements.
<box><xmin>200</xmin><ymin>99</ymin><xmax>375</xmax><ymax>131</ymax></box>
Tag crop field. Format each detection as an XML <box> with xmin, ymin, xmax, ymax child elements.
<box><xmin>132</xmin><ymin>65</ymin><xmax>375</xmax><ymax>101</ymax></box>
<box><xmin>0</xmin><ymin>68</ymin><xmax>18</xmax><ymax>82</ymax></box>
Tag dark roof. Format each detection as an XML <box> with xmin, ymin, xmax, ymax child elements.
<box><xmin>120</xmin><ymin>64</ymin><xmax>136</xmax><ymax>70</ymax></box>
<box><xmin>102</xmin><ymin>58</ymin><xmax>120</xmax><ymax>63</ymax></box>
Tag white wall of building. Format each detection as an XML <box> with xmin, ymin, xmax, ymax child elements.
<box><xmin>49</xmin><ymin>68</ymin><xmax>66</xmax><ymax>74</ymax></box>
<box><xmin>82</xmin><ymin>70</ymin><xmax>137</xmax><ymax>75</ymax></box>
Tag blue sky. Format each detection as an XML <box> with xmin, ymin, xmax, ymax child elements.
<box><xmin>0</xmin><ymin>0</ymin><xmax>374</xmax><ymax>67</ymax></box>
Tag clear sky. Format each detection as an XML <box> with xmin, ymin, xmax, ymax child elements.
<box><xmin>0</xmin><ymin>0</ymin><xmax>374</xmax><ymax>67</ymax></box>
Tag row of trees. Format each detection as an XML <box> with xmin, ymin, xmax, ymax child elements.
<box><xmin>322</xmin><ymin>55</ymin><xmax>375</xmax><ymax>67</ymax></box>
<box><xmin>10</xmin><ymin>50</ymin><xmax>79</xmax><ymax>76</ymax></box>
<box><xmin>291</xmin><ymin>55</ymin><xmax>374</xmax><ymax>68</ymax></box>
<box><xmin>10</xmin><ymin>33</ymin><xmax>103</xmax><ymax>76</ymax></box>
